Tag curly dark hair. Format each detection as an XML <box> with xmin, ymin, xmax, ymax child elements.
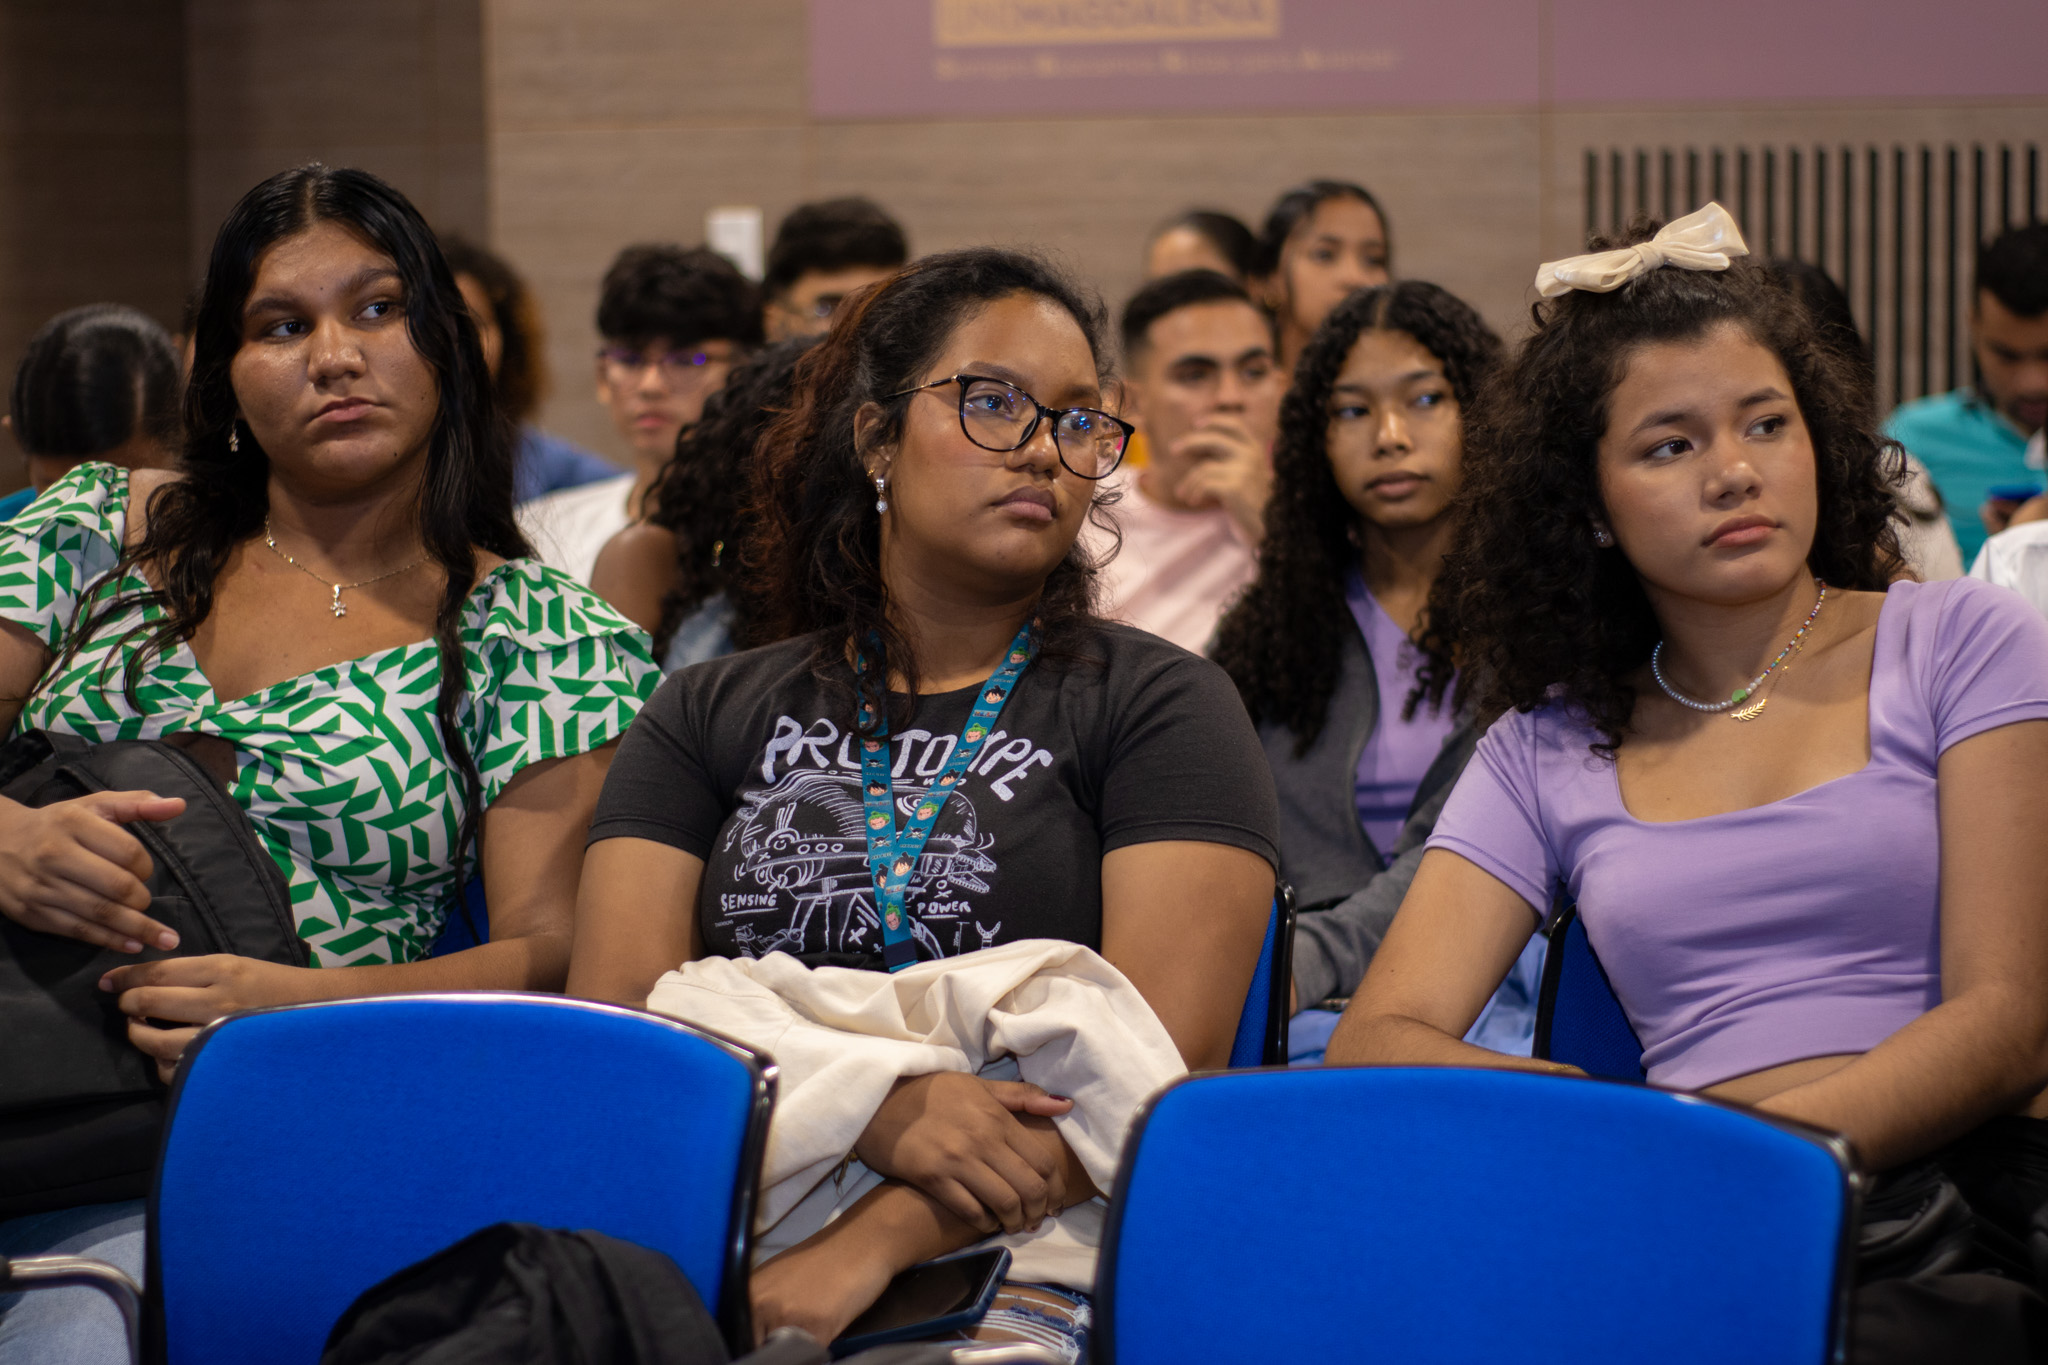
<box><xmin>744</xmin><ymin>247</ymin><xmax>1114</xmax><ymax>733</ymax></box>
<box><xmin>1418</xmin><ymin>217</ymin><xmax>1907</xmax><ymax>756</ymax></box>
<box><xmin>645</xmin><ymin>335</ymin><xmax>817</xmax><ymax>658</ymax></box>
<box><xmin>1212</xmin><ymin>282</ymin><xmax>1502</xmax><ymax>753</ymax></box>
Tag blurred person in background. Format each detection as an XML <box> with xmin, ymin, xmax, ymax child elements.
<box><xmin>1767</xmin><ymin>258</ymin><xmax>1963</xmax><ymax>580</ymax></box>
<box><xmin>1885</xmin><ymin>223</ymin><xmax>2048</xmax><ymax>560</ymax></box>
<box><xmin>519</xmin><ymin>244</ymin><xmax>761</xmax><ymax>584</ymax></box>
<box><xmin>590</xmin><ymin>336</ymin><xmax>816</xmax><ymax>670</ymax></box>
<box><xmin>1</xmin><ymin>304</ymin><xmax>181</xmax><ymax>521</ymax></box>
<box><xmin>1257</xmin><ymin>179</ymin><xmax>1392</xmax><ymax>372</ymax></box>
<box><xmin>1083</xmin><ymin>269</ymin><xmax>1282</xmax><ymax>654</ymax></box>
<box><xmin>761</xmin><ymin>197</ymin><xmax>908</xmax><ymax>342</ymax></box>
<box><xmin>1142</xmin><ymin>208</ymin><xmax>1261</xmax><ymax>282</ymax></box>
<box><xmin>439</xmin><ymin>232</ymin><xmax>620</xmax><ymax>504</ymax></box>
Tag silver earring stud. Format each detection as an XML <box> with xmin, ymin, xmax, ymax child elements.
<box><xmin>228</xmin><ymin>424</ymin><xmax>239</xmax><ymax>454</ymax></box>
<box><xmin>1593</xmin><ymin>527</ymin><xmax>1615</xmax><ymax>548</ymax></box>
<box><xmin>874</xmin><ymin>473</ymin><xmax>888</xmax><ymax>514</ymax></box>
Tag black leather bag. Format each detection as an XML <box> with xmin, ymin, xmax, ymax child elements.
<box><xmin>0</xmin><ymin>729</ymin><xmax>307</xmax><ymax>1216</ymax></box>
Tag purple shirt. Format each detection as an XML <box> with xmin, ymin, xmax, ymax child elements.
<box><xmin>1428</xmin><ymin>578</ymin><xmax>2048</xmax><ymax>1090</ymax></box>
<box><xmin>1345</xmin><ymin>577</ymin><xmax>1458</xmax><ymax>855</ymax></box>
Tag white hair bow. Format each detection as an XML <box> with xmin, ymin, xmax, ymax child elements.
<box><xmin>1534</xmin><ymin>202</ymin><xmax>1750</xmax><ymax>299</ymax></box>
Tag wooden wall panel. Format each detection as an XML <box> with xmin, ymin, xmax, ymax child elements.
<box><xmin>0</xmin><ymin>1</ymin><xmax>189</xmax><ymax>492</ymax></box>
<box><xmin>186</xmin><ymin>0</ymin><xmax>487</xmax><ymax>276</ymax></box>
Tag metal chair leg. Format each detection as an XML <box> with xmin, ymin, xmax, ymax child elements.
<box><xmin>0</xmin><ymin>1253</ymin><xmax>142</xmax><ymax>1365</ymax></box>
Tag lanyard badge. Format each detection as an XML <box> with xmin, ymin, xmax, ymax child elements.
<box><xmin>856</xmin><ymin>621</ymin><xmax>1036</xmax><ymax>971</ymax></box>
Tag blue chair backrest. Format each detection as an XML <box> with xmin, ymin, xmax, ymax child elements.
<box><xmin>1095</xmin><ymin>1067</ymin><xmax>1857</xmax><ymax>1365</ymax></box>
<box><xmin>147</xmin><ymin>994</ymin><xmax>773</xmax><ymax>1365</ymax></box>
<box><xmin>425</xmin><ymin>876</ymin><xmax>490</xmax><ymax>957</ymax></box>
<box><xmin>1227</xmin><ymin>891</ymin><xmax>1295</xmax><ymax>1068</ymax></box>
<box><xmin>1534</xmin><ymin>901</ymin><xmax>1647</xmax><ymax>1081</ymax></box>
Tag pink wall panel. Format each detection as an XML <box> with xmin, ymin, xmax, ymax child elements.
<box><xmin>810</xmin><ymin>0</ymin><xmax>1540</xmax><ymax>117</ymax></box>
<box><xmin>812</xmin><ymin>0</ymin><xmax>2048</xmax><ymax>118</ymax></box>
<box><xmin>1549</xmin><ymin>0</ymin><xmax>2048</xmax><ymax>104</ymax></box>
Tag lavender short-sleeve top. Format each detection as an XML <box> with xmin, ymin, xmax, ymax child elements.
<box><xmin>1427</xmin><ymin>578</ymin><xmax>2048</xmax><ymax>1090</ymax></box>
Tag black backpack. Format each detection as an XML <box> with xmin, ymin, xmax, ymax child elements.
<box><xmin>0</xmin><ymin>729</ymin><xmax>307</xmax><ymax>1217</ymax></box>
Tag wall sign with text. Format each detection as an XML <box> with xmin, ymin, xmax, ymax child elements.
<box><xmin>810</xmin><ymin>0</ymin><xmax>2048</xmax><ymax>119</ymax></box>
<box><xmin>809</xmin><ymin>0</ymin><xmax>1538</xmax><ymax>117</ymax></box>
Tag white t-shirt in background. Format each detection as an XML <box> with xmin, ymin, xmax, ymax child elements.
<box><xmin>516</xmin><ymin>473</ymin><xmax>635</xmax><ymax>587</ymax></box>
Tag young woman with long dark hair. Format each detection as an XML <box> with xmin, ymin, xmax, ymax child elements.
<box><xmin>1256</xmin><ymin>180</ymin><xmax>1392</xmax><ymax>370</ymax></box>
<box><xmin>0</xmin><ymin>165</ymin><xmax>657</xmax><ymax>1362</ymax></box>
<box><xmin>569</xmin><ymin>249</ymin><xmax>1279</xmax><ymax>1355</ymax></box>
<box><xmin>1330</xmin><ymin>207</ymin><xmax>2048</xmax><ymax>1360</ymax></box>
<box><xmin>1212</xmin><ymin>281</ymin><xmax>1542</xmax><ymax>1053</ymax></box>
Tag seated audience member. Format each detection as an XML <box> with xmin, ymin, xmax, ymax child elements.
<box><xmin>0</xmin><ymin>165</ymin><xmax>658</xmax><ymax>1364</ymax></box>
<box><xmin>1</xmin><ymin>304</ymin><xmax>180</xmax><ymax>520</ymax></box>
<box><xmin>567</xmin><ymin>249</ymin><xmax>1279</xmax><ymax>1353</ymax></box>
<box><xmin>1082</xmin><ymin>270</ymin><xmax>1282</xmax><ymax>654</ymax></box>
<box><xmin>589</xmin><ymin>336</ymin><xmax>816</xmax><ymax>669</ymax></box>
<box><xmin>1211</xmin><ymin>280</ymin><xmax>1541</xmax><ymax>1059</ymax></box>
<box><xmin>1257</xmin><ymin>180</ymin><xmax>1392</xmax><ymax>371</ymax></box>
<box><xmin>761</xmin><ymin>197</ymin><xmax>908</xmax><ymax>342</ymax></box>
<box><xmin>520</xmin><ymin>244</ymin><xmax>761</xmax><ymax>584</ymax></box>
<box><xmin>1143</xmin><ymin>208</ymin><xmax>1261</xmax><ymax>282</ymax></box>
<box><xmin>1970</xmin><ymin>445</ymin><xmax>2048</xmax><ymax>614</ymax></box>
<box><xmin>1329</xmin><ymin>207</ymin><xmax>2048</xmax><ymax>1362</ymax></box>
<box><xmin>438</xmin><ymin>232</ymin><xmax>620</xmax><ymax>504</ymax></box>
<box><xmin>1768</xmin><ymin>258</ymin><xmax>1964</xmax><ymax>579</ymax></box>
<box><xmin>1885</xmin><ymin>223</ymin><xmax>2048</xmax><ymax>561</ymax></box>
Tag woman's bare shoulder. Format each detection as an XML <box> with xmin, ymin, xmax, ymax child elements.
<box><xmin>123</xmin><ymin>467</ymin><xmax>185</xmax><ymax>547</ymax></box>
<box><xmin>589</xmin><ymin>521</ymin><xmax>679</xmax><ymax>633</ymax></box>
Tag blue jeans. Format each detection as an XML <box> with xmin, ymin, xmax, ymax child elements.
<box><xmin>1288</xmin><ymin>933</ymin><xmax>1548</xmax><ymax>1066</ymax></box>
<box><xmin>0</xmin><ymin>1199</ymin><xmax>145</xmax><ymax>1365</ymax></box>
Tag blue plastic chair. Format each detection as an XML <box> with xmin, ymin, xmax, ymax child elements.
<box><xmin>1094</xmin><ymin>1067</ymin><xmax>1859</xmax><ymax>1365</ymax></box>
<box><xmin>1227</xmin><ymin>890</ymin><xmax>1296</xmax><ymax>1068</ymax></box>
<box><xmin>144</xmin><ymin>993</ymin><xmax>774</xmax><ymax>1364</ymax></box>
<box><xmin>1534</xmin><ymin>901</ymin><xmax>1648</xmax><ymax>1082</ymax></box>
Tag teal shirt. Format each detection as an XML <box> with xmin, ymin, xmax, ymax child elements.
<box><xmin>1884</xmin><ymin>389</ymin><xmax>2034</xmax><ymax>563</ymax></box>
<box><xmin>0</xmin><ymin>487</ymin><xmax>36</xmax><ymax>523</ymax></box>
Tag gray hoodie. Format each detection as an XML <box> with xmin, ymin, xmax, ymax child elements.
<box><xmin>1256</xmin><ymin>619</ymin><xmax>1477</xmax><ymax>1010</ymax></box>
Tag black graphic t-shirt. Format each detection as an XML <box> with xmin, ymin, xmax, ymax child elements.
<box><xmin>591</xmin><ymin>623</ymin><xmax>1280</xmax><ymax>969</ymax></box>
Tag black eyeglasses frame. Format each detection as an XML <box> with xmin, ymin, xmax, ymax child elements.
<box><xmin>885</xmin><ymin>373</ymin><xmax>1134</xmax><ymax>481</ymax></box>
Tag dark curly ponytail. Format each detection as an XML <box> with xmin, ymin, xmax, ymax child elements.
<box><xmin>1213</xmin><ymin>281</ymin><xmax>1501</xmax><ymax>753</ymax></box>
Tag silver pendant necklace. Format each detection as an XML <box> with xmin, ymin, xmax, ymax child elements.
<box><xmin>262</xmin><ymin>521</ymin><xmax>427</xmax><ymax>619</ymax></box>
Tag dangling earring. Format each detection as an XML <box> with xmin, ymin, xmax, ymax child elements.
<box><xmin>228</xmin><ymin>423</ymin><xmax>239</xmax><ymax>454</ymax></box>
<box><xmin>874</xmin><ymin>473</ymin><xmax>888</xmax><ymax>514</ymax></box>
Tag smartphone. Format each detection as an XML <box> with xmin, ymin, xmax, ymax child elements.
<box><xmin>829</xmin><ymin>1246</ymin><xmax>1011</xmax><ymax>1357</ymax></box>
<box><xmin>1986</xmin><ymin>483</ymin><xmax>2044</xmax><ymax>504</ymax></box>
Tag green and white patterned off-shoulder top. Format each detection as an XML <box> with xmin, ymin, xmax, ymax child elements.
<box><xmin>0</xmin><ymin>463</ymin><xmax>661</xmax><ymax>967</ymax></box>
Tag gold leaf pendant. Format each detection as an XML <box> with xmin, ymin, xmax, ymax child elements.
<box><xmin>1730</xmin><ymin>695</ymin><xmax>1769</xmax><ymax>721</ymax></box>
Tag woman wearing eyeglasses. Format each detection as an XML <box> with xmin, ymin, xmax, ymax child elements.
<box><xmin>567</xmin><ymin>249</ymin><xmax>1280</xmax><ymax>1355</ymax></box>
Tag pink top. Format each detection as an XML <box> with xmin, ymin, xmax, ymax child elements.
<box><xmin>1084</xmin><ymin>468</ymin><xmax>1257</xmax><ymax>656</ymax></box>
<box><xmin>1427</xmin><ymin>578</ymin><xmax>2048</xmax><ymax>1089</ymax></box>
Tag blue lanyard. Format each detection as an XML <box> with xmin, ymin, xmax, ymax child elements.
<box><xmin>856</xmin><ymin>621</ymin><xmax>1036</xmax><ymax>971</ymax></box>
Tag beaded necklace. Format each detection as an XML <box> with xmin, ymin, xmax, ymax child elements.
<box><xmin>1651</xmin><ymin>577</ymin><xmax>1827</xmax><ymax>722</ymax></box>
